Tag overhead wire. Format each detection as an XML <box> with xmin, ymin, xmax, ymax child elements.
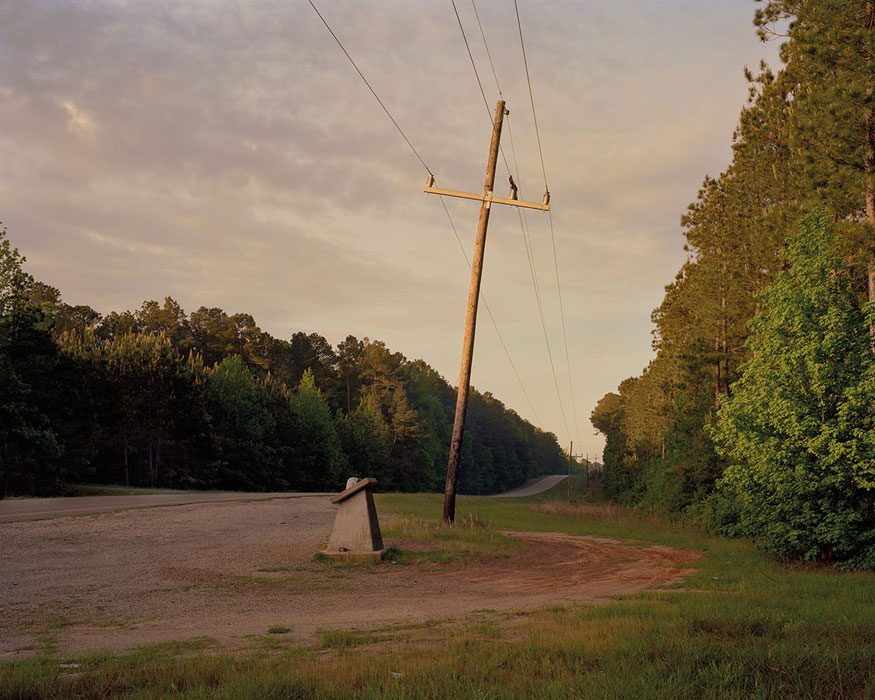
<box><xmin>512</xmin><ymin>0</ymin><xmax>548</xmax><ymax>191</ymax></box>
<box><xmin>470</xmin><ymin>0</ymin><xmax>503</xmax><ymax>99</ymax></box>
<box><xmin>456</xmin><ymin>0</ymin><xmax>571</xmax><ymax>441</ymax></box>
<box><xmin>512</xmin><ymin>0</ymin><xmax>581</xmax><ymax>445</ymax></box>
<box><xmin>450</xmin><ymin>0</ymin><xmax>491</xmax><ymax>118</ymax></box>
<box><xmin>308</xmin><ymin>0</ymin><xmax>542</xmax><ymax>425</ymax></box>
<box><xmin>307</xmin><ymin>0</ymin><xmax>432</xmax><ymax>176</ymax></box>
<box><xmin>437</xmin><ymin>197</ymin><xmax>541</xmax><ymax>423</ymax></box>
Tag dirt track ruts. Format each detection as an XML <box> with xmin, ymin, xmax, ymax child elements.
<box><xmin>0</xmin><ymin>498</ymin><xmax>701</xmax><ymax>658</ymax></box>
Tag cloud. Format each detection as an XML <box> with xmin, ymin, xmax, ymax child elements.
<box><xmin>0</xmin><ymin>0</ymin><xmax>781</xmax><ymax>454</ymax></box>
<box><xmin>60</xmin><ymin>99</ymin><xmax>96</xmax><ymax>138</ymax></box>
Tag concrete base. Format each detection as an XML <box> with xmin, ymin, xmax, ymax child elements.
<box><xmin>321</xmin><ymin>549</ymin><xmax>384</xmax><ymax>563</ymax></box>
<box><xmin>326</xmin><ymin>478</ymin><xmax>384</xmax><ymax>553</ymax></box>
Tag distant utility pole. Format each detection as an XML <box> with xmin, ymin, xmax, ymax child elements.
<box><xmin>424</xmin><ymin>99</ymin><xmax>550</xmax><ymax>524</ymax></box>
<box><xmin>568</xmin><ymin>441</ymin><xmax>573</xmax><ymax>503</ymax></box>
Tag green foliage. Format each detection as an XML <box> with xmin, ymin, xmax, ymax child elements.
<box><xmin>338</xmin><ymin>388</ymin><xmax>392</xmax><ymax>486</ymax></box>
<box><xmin>592</xmin><ymin>2</ymin><xmax>875</xmax><ymax>571</ymax></box>
<box><xmin>0</xmin><ymin>219</ymin><xmax>566</xmax><ymax>497</ymax></box>
<box><xmin>208</xmin><ymin>355</ymin><xmax>279</xmax><ymax>490</ymax></box>
<box><xmin>289</xmin><ymin>369</ymin><xmax>346</xmax><ymax>490</ymax></box>
<box><xmin>711</xmin><ymin>212</ymin><xmax>875</xmax><ymax>567</ymax></box>
<box><xmin>0</xmin><ymin>223</ymin><xmax>63</xmax><ymax>496</ymax></box>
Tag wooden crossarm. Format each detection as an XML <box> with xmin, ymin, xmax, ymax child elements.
<box><xmin>424</xmin><ymin>183</ymin><xmax>550</xmax><ymax>212</ymax></box>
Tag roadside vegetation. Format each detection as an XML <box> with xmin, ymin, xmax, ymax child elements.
<box><xmin>1</xmin><ymin>222</ymin><xmax>566</xmax><ymax>500</ymax></box>
<box><xmin>2</xmin><ymin>492</ymin><xmax>872</xmax><ymax>699</ymax></box>
<box><xmin>592</xmin><ymin>1</ymin><xmax>875</xmax><ymax>569</ymax></box>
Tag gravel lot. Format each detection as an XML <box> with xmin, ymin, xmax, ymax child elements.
<box><xmin>0</xmin><ymin>497</ymin><xmax>700</xmax><ymax>658</ymax></box>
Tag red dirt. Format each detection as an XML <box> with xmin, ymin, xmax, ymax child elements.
<box><xmin>0</xmin><ymin>499</ymin><xmax>701</xmax><ymax>658</ymax></box>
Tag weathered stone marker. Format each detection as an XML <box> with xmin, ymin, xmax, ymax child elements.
<box><xmin>324</xmin><ymin>477</ymin><xmax>384</xmax><ymax>562</ymax></box>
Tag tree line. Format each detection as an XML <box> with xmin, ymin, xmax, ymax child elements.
<box><xmin>1</xmin><ymin>229</ymin><xmax>567</xmax><ymax>497</ymax></box>
<box><xmin>592</xmin><ymin>1</ymin><xmax>874</xmax><ymax>568</ymax></box>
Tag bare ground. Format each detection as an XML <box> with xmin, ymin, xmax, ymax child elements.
<box><xmin>0</xmin><ymin>498</ymin><xmax>701</xmax><ymax>659</ymax></box>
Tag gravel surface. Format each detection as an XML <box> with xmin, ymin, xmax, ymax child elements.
<box><xmin>0</xmin><ymin>498</ymin><xmax>700</xmax><ymax>658</ymax></box>
<box><xmin>0</xmin><ymin>492</ymin><xmax>330</xmax><ymax>523</ymax></box>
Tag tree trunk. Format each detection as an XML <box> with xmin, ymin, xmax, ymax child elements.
<box><xmin>866</xmin><ymin>2</ymin><xmax>874</xmax><ymax>347</ymax></box>
<box><xmin>156</xmin><ymin>437</ymin><xmax>162</xmax><ymax>488</ymax></box>
<box><xmin>714</xmin><ymin>335</ymin><xmax>722</xmax><ymax>406</ymax></box>
<box><xmin>148</xmin><ymin>442</ymin><xmax>155</xmax><ymax>488</ymax></box>
<box><xmin>720</xmin><ymin>285</ymin><xmax>730</xmax><ymax>395</ymax></box>
<box><xmin>866</xmin><ymin>117</ymin><xmax>874</xmax><ymax>349</ymax></box>
<box><xmin>124</xmin><ymin>439</ymin><xmax>129</xmax><ymax>487</ymax></box>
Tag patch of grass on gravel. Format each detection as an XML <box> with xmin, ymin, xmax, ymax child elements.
<box><xmin>379</xmin><ymin>512</ymin><xmax>519</xmax><ymax>565</ymax></box>
<box><xmin>317</xmin><ymin>629</ymin><xmax>375</xmax><ymax>649</ymax></box>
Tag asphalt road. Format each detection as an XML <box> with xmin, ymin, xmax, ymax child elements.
<box><xmin>1</xmin><ymin>476</ymin><xmax>568</xmax><ymax>522</ymax></box>
<box><xmin>492</xmin><ymin>474</ymin><xmax>569</xmax><ymax>498</ymax></box>
<box><xmin>0</xmin><ymin>492</ymin><xmax>332</xmax><ymax>523</ymax></box>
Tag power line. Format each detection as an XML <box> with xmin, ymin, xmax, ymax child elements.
<box><xmin>547</xmin><ymin>213</ymin><xmax>580</xmax><ymax>442</ymax></box>
<box><xmin>450</xmin><ymin>0</ymin><xmax>492</xmax><ymax>118</ymax></box>
<box><xmin>470</xmin><ymin>0</ymin><xmax>502</xmax><ymax>99</ymax></box>
<box><xmin>514</xmin><ymin>206</ymin><xmax>571</xmax><ymax>439</ymax></box>
<box><xmin>513</xmin><ymin>0</ymin><xmax>548</xmax><ymax>192</ymax></box>
<box><xmin>307</xmin><ymin>0</ymin><xmax>432</xmax><ymax>176</ymax></box>
<box><xmin>438</xmin><ymin>196</ymin><xmax>541</xmax><ymax>424</ymax></box>
<box><xmin>455</xmin><ymin>0</ymin><xmax>517</xmax><ymax>193</ymax></box>
<box><xmin>454</xmin><ymin>0</ymin><xmax>571</xmax><ymax>441</ymax></box>
<box><xmin>308</xmin><ymin>0</ymin><xmax>542</xmax><ymax>426</ymax></box>
<box><xmin>447</xmin><ymin>0</ymin><xmax>562</xmax><ymax>435</ymax></box>
<box><xmin>513</xmin><ymin>0</ymin><xmax>581</xmax><ymax>444</ymax></box>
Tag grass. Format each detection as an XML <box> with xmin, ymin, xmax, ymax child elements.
<box><xmin>317</xmin><ymin>630</ymin><xmax>375</xmax><ymax>649</ymax></box>
<box><xmin>1</xmin><ymin>492</ymin><xmax>872</xmax><ymax>699</ymax></box>
<box><xmin>378</xmin><ymin>510</ymin><xmax>519</xmax><ymax>564</ymax></box>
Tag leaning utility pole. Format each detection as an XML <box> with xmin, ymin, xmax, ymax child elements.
<box><xmin>424</xmin><ymin>99</ymin><xmax>550</xmax><ymax>524</ymax></box>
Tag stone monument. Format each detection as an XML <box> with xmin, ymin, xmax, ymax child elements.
<box><xmin>323</xmin><ymin>477</ymin><xmax>384</xmax><ymax>562</ymax></box>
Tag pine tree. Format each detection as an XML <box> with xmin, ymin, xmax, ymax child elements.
<box><xmin>290</xmin><ymin>369</ymin><xmax>346</xmax><ymax>490</ymax></box>
<box><xmin>338</xmin><ymin>388</ymin><xmax>392</xmax><ymax>487</ymax></box>
<box><xmin>208</xmin><ymin>354</ymin><xmax>279</xmax><ymax>490</ymax></box>
<box><xmin>756</xmin><ymin>0</ymin><xmax>875</xmax><ymax>310</ymax></box>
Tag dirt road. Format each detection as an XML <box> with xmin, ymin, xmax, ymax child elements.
<box><xmin>0</xmin><ymin>498</ymin><xmax>700</xmax><ymax>658</ymax></box>
<box><xmin>493</xmin><ymin>475</ymin><xmax>568</xmax><ymax>498</ymax></box>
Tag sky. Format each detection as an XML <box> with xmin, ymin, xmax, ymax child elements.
<box><xmin>0</xmin><ymin>0</ymin><xmax>782</xmax><ymax>457</ymax></box>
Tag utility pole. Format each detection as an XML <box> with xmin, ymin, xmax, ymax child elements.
<box><xmin>568</xmin><ymin>441</ymin><xmax>573</xmax><ymax>503</ymax></box>
<box><xmin>424</xmin><ymin>99</ymin><xmax>550</xmax><ymax>524</ymax></box>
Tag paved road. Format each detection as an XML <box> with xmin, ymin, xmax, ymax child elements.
<box><xmin>492</xmin><ymin>474</ymin><xmax>568</xmax><ymax>498</ymax></box>
<box><xmin>0</xmin><ymin>492</ymin><xmax>332</xmax><ymax>523</ymax></box>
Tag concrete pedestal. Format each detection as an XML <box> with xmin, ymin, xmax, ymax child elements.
<box><xmin>324</xmin><ymin>478</ymin><xmax>384</xmax><ymax>562</ymax></box>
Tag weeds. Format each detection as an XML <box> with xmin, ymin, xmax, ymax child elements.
<box><xmin>379</xmin><ymin>513</ymin><xmax>518</xmax><ymax>565</ymax></box>
<box><xmin>317</xmin><ymin>629</ymin><xmax>375</xmax><ymax>649</ymax></box>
